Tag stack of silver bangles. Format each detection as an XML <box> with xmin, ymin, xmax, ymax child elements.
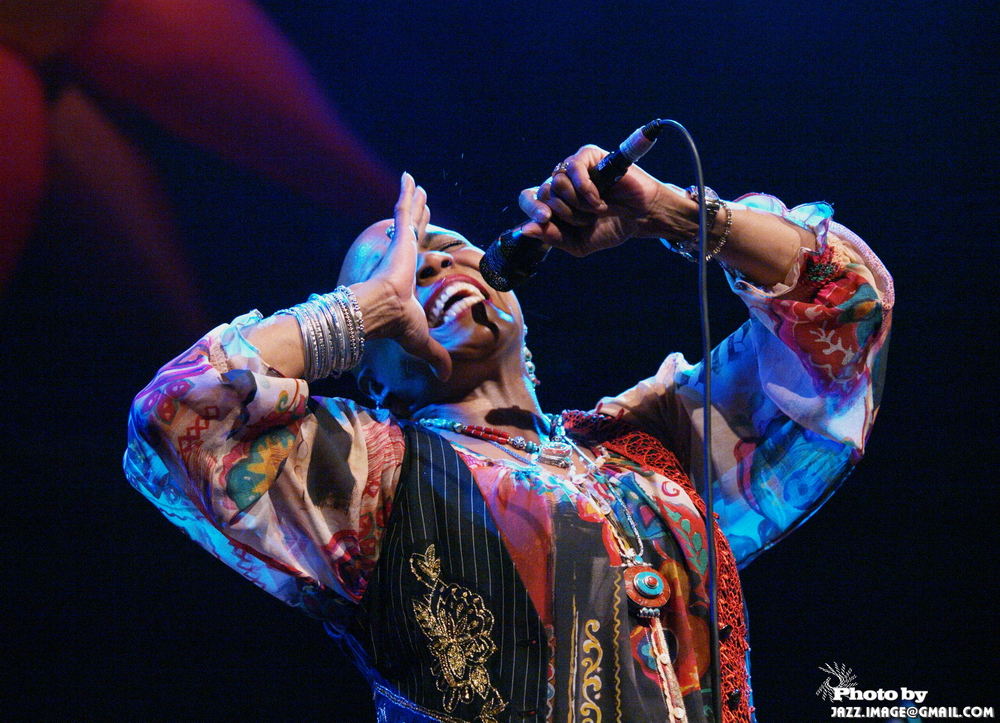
<box><xmin>276</xmin><ymin>286</ymin><xmax>365</xmax><ymax>381</ymax></box>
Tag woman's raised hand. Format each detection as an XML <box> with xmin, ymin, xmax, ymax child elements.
<box><xmin>517</xmin><ymin>145</ymin><xmax>698</xmax><ymax>256</ymax></box>
<box><xmin>367</xmin><ymin>173</ymin><xmax>452</xmax><ymax>380</ymax></box>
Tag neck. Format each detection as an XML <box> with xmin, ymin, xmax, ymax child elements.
<box><xmin>412</xmin><ymin>377</ymin><xmax>548</xmax><ymax>442</ymax></box>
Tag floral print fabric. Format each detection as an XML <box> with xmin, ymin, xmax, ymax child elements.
<box><xmin>124</xmin><ymin>196</ymin><xmax>892</xmax><ymax>718</ymax></box>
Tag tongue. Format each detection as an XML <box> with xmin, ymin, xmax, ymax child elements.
<box><xmin>441</xmin><ymin>291</ymin><xmax>474</xmax><ymax>316</ymax></box>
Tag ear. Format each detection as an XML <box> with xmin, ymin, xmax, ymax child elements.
<box><xmin>358</xmin><ymin>373</ymin><xmax>387</xmax><ymax>408</ymax></box>
<box><xmin>360</xmin><ymin>377</ymin><xmax>412</xmax><ymax>418</ymax></box>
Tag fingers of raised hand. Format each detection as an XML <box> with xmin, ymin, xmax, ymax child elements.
<box><xmin>537</xmin><ymin>175</ymin><xmax>595</xmax><ymax>228</ymax></box>
<box><xmin>519</xmin><ymin>187</ymin><xmax>551</xmax><ymax>223</ymax></box>
<box><xmin>381</xmin><ymin>174</ymin><xmax>427</xmax><ymax>289</ymax></box>
<box><xmin>391</xmin><ymin>173</ymin><xmax>428</xmax><ymax>242</ymax></box>
<box><xmin>557</xmin><ymin>155</ymin><xmax>605</xmax><ymax>211</ymax></box>
<box><xmin>393</xmin><ymin>172</ymin><xmax>415</xmax><ymax>223</ymax></box>
<box><xmin>411</xmin><ymin>183</ymin><xmax>429</xmax><ymax>238</ymax></box>
<box><xmin>417</xmin><ymin>197</ymin><xmax>431</xmax><ymax>238</ymax></box>
<box><xmin>398</xmin><ymin>303</ymin><xmax>453</xmax><ymax>381</ymax></box>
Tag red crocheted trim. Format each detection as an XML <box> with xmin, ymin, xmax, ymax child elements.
<box><xmin>780</xmin><ymin>240</ymin><xmax>848</xmax><ymax>303</ymax></box>
<box><xmin>564</xmin><ymin>411</ymin><xmax>753</xmax><ymax>723</ymax></box>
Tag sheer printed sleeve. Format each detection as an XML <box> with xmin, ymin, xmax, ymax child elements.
<box><xmin>596</xmin><ymin>196</ymin><xmax>893</xmax><ymax>566</ymax></box>
<box><xmin>123</xmin><ymin>311</ymin><xmax>405</xmax><ymax>610</ymax></box>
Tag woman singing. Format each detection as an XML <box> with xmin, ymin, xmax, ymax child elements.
<box><xmin>126</xmin><ymin>147</ymin><xmax>892</xmax><ymax>722</ymax></box>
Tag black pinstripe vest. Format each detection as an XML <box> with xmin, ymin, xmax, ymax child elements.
<box><xmin>319</xmin><ymin>422</ymin><xmax>692</xmax><ymax>722</ymax></box>
<box><xmin>344</xmin><ymin>422</ymin><xmax>550</xmax><ymax>723</ymax></box>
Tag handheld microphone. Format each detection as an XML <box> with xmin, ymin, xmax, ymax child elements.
<box><xmin>479</xmin><ymin>120</ymin><xmax>664</xmax><ymax>291</ymax></box>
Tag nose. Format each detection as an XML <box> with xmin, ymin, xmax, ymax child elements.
<box><xmin>417</xmin><ymin>251</ymin><xmax>453</xmax><ymax>282</ymax></box>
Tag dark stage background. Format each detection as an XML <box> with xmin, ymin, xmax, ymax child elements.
<box><xmin>3</xmin><ymin>1</ymin><xmax>995</xmax><ymax>721</ymax></box>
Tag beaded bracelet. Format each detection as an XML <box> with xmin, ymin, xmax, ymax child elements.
<box><xmin>704</xmin><ymin>199</ymin><xmax>733</xmax><ymax>260</ymax></box>
<box><xmin>661</xmin><ymin>186</ymin><xmax>725</xmax><ymax>263</ymax></box>
<box><xmin>277</xmin><ymin>286</ymin><xmax>366</xmax><ymax>381</ymax></box>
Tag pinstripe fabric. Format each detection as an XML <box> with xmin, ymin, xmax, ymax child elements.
<box><xmin>347</xmin><ymin>423</ymin><xmax>548</xmax><ymax>723</ymax></box>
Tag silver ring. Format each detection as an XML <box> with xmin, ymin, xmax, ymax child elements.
<box><xmin>552</xmin><ymin>161</ymin><xmax>570</xmax><ymax>176</ymax></box>
<box><xmin>385</xmin><ymin>223</ymin><xmax>420</xmax><ymax>240</ymax></box>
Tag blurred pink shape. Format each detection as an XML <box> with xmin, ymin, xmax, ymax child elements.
<box><xmin>1</xmin><ymin>0</ymin><xmax>397</xmax><ymax>331</ymax></box>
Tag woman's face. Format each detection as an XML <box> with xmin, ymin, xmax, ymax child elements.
<box><xmin>340</xmin><ymin>221</ymin><xmax>524</xmax><ymax>410</ymax></box>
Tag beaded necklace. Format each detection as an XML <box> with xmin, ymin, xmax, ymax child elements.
<box><xmin>573</xmin><ymin>454</ymin><xmax>669</xmax><ymax>618</ymax></box>
<box><xmin>418</xmin><ymin>413</ymin><xmax>668</xmax><ymax>617</ymax></box>
<box><xmin>418</xmin><ymin>414</ymin><xmax>573</xmax><ymax>468</ymax></box>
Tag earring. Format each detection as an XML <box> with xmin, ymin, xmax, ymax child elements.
<box><xmin>524</xmin><ymin>346</ymin><xmax>540</xmax><ymax>387</ymax></box>
<box><xmin>362</xmin><ymin>377</ymin><xmax>385</xmax><ymax>410</ymax></box>
<box><xmin>522</xmin><ymin>325</ymin><xmax>540</xmax><ymax>388</ymax></box>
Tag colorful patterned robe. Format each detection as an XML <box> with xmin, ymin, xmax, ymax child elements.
<box><xmin>124</xmin><ymin>196</ymin><xmax>892</xmax><ymax>721</ymax></box>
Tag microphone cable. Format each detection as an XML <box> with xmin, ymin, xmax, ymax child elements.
<box><xmin>571</xmin><ymin>118</ymin><xmax>726</xmax><ymax>719</ymax></box>
<box><xmin>651</xmin><ymin>118</ymin><xmax>726</xmax><ymax>722</ymax></box>
<box><xmin>490</xmin><ymin>118</ymin><xmax>726</xmax><ymax>717</ymax></box>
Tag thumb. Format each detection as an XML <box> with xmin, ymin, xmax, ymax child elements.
<box><xmin>401</xmin><ymin>333</ymin><xmax>453</xmax><ymax>382</ymax></box>
<box><xmin>518</xmin><ymin>220</ymin><xmax>564</xmax><ymax>246</ymax></box>
<box><xmin>519</xmin><ymin>187</ymin><xmax>551</xmax><ymax>223</ymax></box>
<box><xmin>518</xmin><ymin>220</ymin><xmax>544</xmax><ymax>238</ymax></box>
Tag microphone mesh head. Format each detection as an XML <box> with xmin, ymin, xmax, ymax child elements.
<box><xmin>480</xmin><ymin>241</ymin><xmax>515</xmax><ymax>292</ymax></box>
<box><xmin>479</xmin><ymin>229</ymin><xmax>550</xmax><ymax>291</ymax></box>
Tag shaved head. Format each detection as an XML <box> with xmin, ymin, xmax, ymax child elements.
<box><xmin>338</xmin><ymin>219</ymin><xmax>394</xmax><ymax>287</ymax></box>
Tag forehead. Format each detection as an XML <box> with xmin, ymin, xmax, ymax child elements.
<box><xmin>338</xmin><ymin>222</ymin><xmax>477</xmax><ymax>285</ymax></box>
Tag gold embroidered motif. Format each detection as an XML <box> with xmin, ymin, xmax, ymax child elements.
<box><xmin>579</xmin><ymin>618</ymin><xmax>604</xmax><ymax>723</ymax></box>
<box><xmin>410</xmin><ymin>545</ymin><xmax>506</xmax><ymax>723</ymax></box>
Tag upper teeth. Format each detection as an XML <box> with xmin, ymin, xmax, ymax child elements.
<box><xmin>429</xmin><ymin>281</ymin><xmax>486</xmax><ymax>327</ymax></box>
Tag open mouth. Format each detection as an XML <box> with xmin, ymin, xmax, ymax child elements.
<box><xmin>424</xmin><ymin>275</ymin><xmax>491</xmax><ymax>328</ymax></box>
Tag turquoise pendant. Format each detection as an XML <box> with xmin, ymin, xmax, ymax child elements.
<box><xmin>624</xmin><ymin>565</ymin><xmax>670</xmax><ymax>618</ymax></box>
